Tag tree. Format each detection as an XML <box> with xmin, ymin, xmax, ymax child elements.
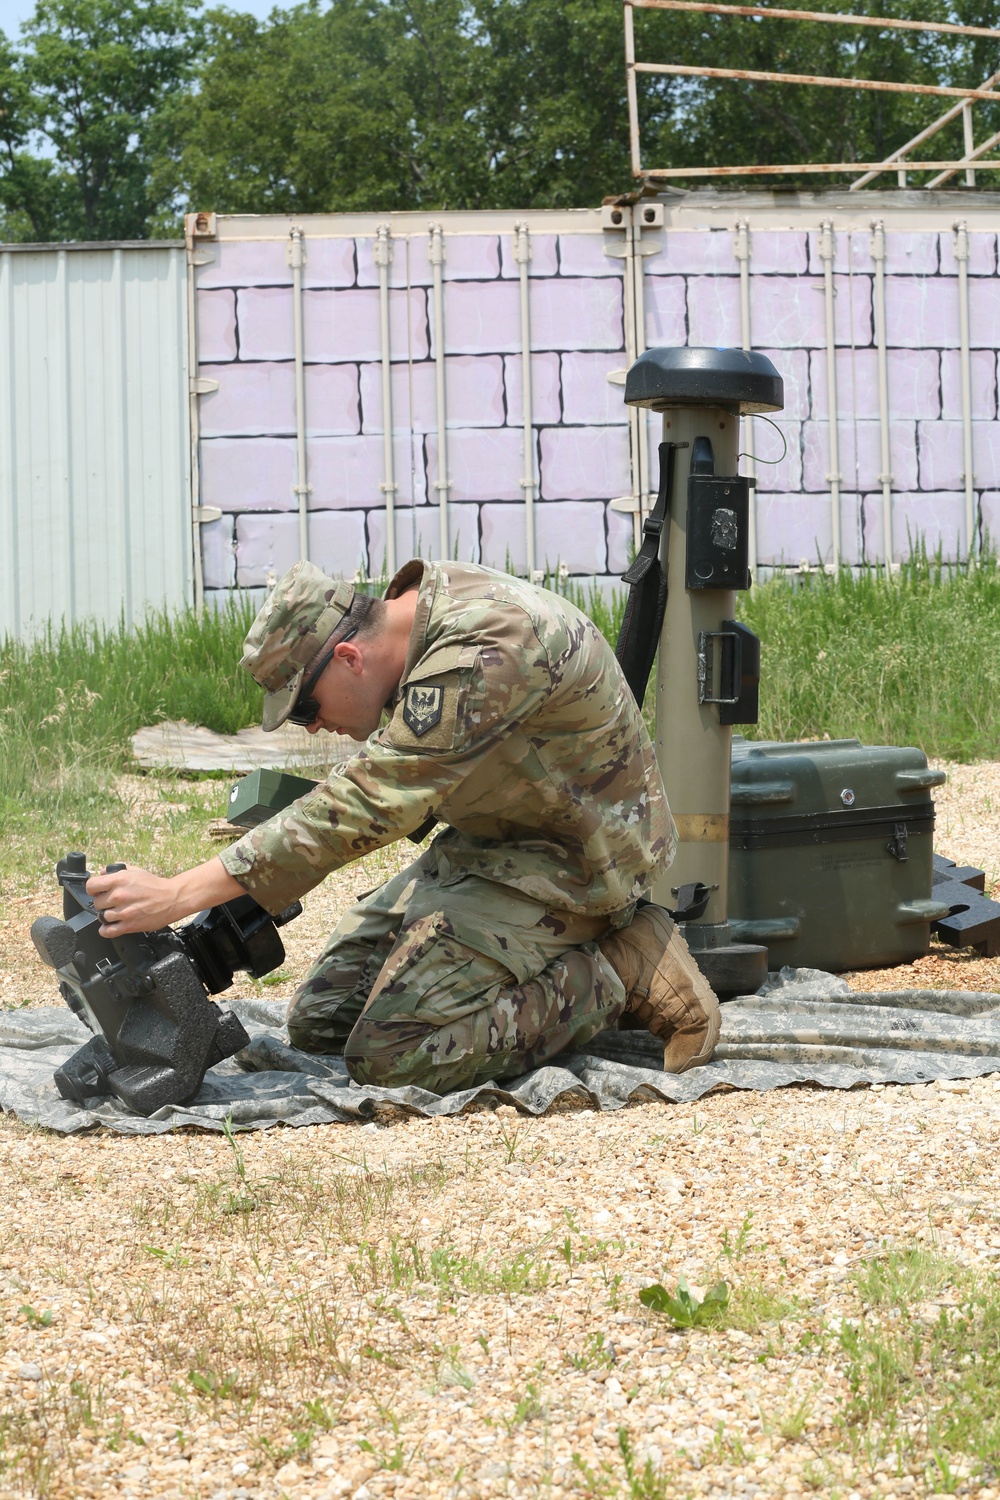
<box><xmin>152</xmin><ymin>0</ymin><xmax>489</xmax><ymax>216</ymax></box>
<box><xmin>1</xmin><ymin>0</ymin><xmax>203</xmax><ymax>241</ymax></box>
<box><xmin>0</xmin><ymin>31</ymin><xmax>72</xmax><ymax>240</ymax></box>
<box><xmin>152</xmin><ymin>0</ymin><xmax>651</xmax><ymax>215</ymax></box>
<box><xmin>158</xmin><ymin>0</ymin><xmax>1000</xmax><ymax>219</ymax></box>
<box><xmin>6</xmin><ymin>0</ymin><xmax>1000</xmax><ymax>240</ymax></box>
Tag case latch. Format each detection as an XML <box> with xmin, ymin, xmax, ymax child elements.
<box><xmin>887</xmin><ymin>823</ymin><xmax>909</xmax><ymax>862</ymax></box>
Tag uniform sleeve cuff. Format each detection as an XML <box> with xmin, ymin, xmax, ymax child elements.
<box><xmin>217</xmin><ymin>837</ymin><xmax>308</xmax><ymax>916</ymax></box>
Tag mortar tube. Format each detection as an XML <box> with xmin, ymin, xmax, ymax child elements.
<box><xmin>650</xmin><ymin>404</ymin><xmax>739</xmax><ymax>938</ymax></box>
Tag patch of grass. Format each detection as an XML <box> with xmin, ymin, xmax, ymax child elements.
<box><xmin>571</xmin><ymin>1427</ymin><xmax>675</xmax><ymax>1499</ymax></box>
<box><xmin>349</xmin><ymin>1236</ymin><xmax>551</xmax><ymax>1298</ymax></box>
<box><xmin>738</xmin><ymin>548</ymin><xmax>1000</xmax><ymax>760</ymax></box>
<box><xmin>724</xmin><ymin>1273</ymin><xmax>800</xmax><ymax>1333</ymax></box>
<box><xmin>836</xmin><ymin>1247</ymin><xmax>1000</xmax><ymax>1487</ymax></box>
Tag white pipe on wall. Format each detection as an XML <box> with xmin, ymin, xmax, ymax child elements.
<box><xmin>954</xmin><ymin>220</ymin><xmax>976</xmax><ymax>558</ymax></box>
<box><xmin>871</xmin><ymin>220</ymin><xmax>893</xmax><ymax>569</ymax></box>
<box><xmin>289</xmin><ymin>224</ymin><xmax>311</xmax><ymax>562</ymax></box>
<box><xmin>819</xmin><ymin>220</ymin><xmax>841</xmax><ymax>569</ymax></box>
<box><xmin>617</xmin><ymin>207</ymin><xmax>644</xmax><ymax>555</ymax></box>
<box><xmin>514</xmin><ymin>221</ymin><xmax>537</xmax><ymax>576</ymax></box>
<box><xmin>374</xmin><ymin>223</ymin><xmax>397</xmax><ymax>577</ymax></box>
<box><xmin>428</xmin><ymin>222</ymin><xmax>450</xmax><ymax>560</ymax></box>
<box><xmin>185</xmin><ymin>223</ymin><xmax>207</xmax><ymax>615</ymax></box>
<box><xmin>631</xmin><ymin>210</ymin><xmax>652</xmax><ymax>524</ymax></box>
<box><xmin>734</xmin><ymin>218</ymin><xmax>757</xmax><ymax>573</ymax></box>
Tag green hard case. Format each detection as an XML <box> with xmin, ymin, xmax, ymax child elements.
<box><xmin>226</xmin><ymin>768</ymin><xmax>318</xmax><ymax>829</ymax></box>
<box><xmin>728</xmin><ymin>738</ymin><xmax>951</xmax><ymax>972</ymax></box>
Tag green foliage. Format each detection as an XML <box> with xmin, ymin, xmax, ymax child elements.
<box><xmin>837</xmin><ymin>1248</ymin><xmax>1000</xmax><ymax>1483</ymax></box>
<box><xmin>19</xmin><ymin>1304</ymin><xmax>53</xmax><ymax>1328</ymax></box>
<box><xmin>1</xmin><ymin>0</ymin><xmax>204</xmax><ymax>240</ymax></box>
<box><xmin>0</xmin><ymin>597</ymin><xmax>257</xmax><ymax>882</ymax></box>
<box><xmin>347</xmin><ymin>1234</ymin><xmax>551</xmax><ymax>1296</ymax></box>
<box><xmin>0</xmin><ymin>596</ymin><xmax>256</xmax><ymax>784</ymax></box>
<box><xmin>571</xmin><ymin>1427</ymin><xmax>674</xmax><ymax>1499</ymax></box>
<box><xmin>7</xmin><ymin>0</ymin><xmax>998</xmax><ymax>238</ymax></box>
<box><xmin>639</xmin><ymin>1275</ymin><xmax>730</xmax><ymax>1328</ymax></box>
<box><xmin>151</xmin><ymin>0</ymin><xmax>644</xmax><ymax>220</ymax></box>
<box><xmin>738</xmin><ymin>552</ymin><xmax>1000</xmax><ymax>759</ymax></box>
<box><xmin>4</xmin><ymin>549</ymin><xmax>1000</xmax><ymax>894</ymax></box>
<box><xmin>186</xmin><ymin>1367</ymin><xmax>239</xmax><ymax>1401</ymax></box>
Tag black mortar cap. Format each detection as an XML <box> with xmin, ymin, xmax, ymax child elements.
<box><xmin>625</xmin><ymin>347</ymin><xmax>783</xmax><ymax>414</ymax></box>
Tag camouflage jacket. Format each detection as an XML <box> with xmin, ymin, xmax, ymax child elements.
<box><xmin>220</xmin><ymin>561</ymin><xmax>675</xmax><ymax>917</ymax></box>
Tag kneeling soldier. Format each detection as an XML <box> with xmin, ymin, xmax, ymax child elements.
<box><xmin>88</xmin><ymin>560</ymin><xmax>719</xmax><ymax>1091</ymax></box>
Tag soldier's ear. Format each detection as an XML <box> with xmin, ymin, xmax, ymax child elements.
<box><xmin>332</xmin><ymin>639</ymin><xmax>363</xmax><ymax>674</ymax></box>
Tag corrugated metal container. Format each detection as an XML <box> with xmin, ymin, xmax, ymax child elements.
<box><xmin>0</xmin><ymin>242</ymin><xmax>190</xmax><ymax>638</ymax></box>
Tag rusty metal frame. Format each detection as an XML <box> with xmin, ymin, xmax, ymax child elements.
<box><xmin>633</xmin><ymin>0</ymin><xmax>1000</xmax><ymax>42</ymax></box>
<box><xmin>625</xmin><ymin>0</ymin><xmax>1000</xmax><ymax>186</ymax></box>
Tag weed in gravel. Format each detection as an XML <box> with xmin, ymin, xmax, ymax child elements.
<box><xmin>359</xmin><ymin>1433</ymin><xmax>410</xmax><ymax>1471</ymax></box>
<box><xmin>836</xmin><ymin>1246</ymin><xmax>1000</xmax><ymax>1487</ymax></box>
<box><xmin>220</xmin><ymin>1113</ymin><xmax>262</xmax><ymax>1215</ymax></box>
<box><xmin>495</xmin><ymin>1113</ymin><xmax>543</xmax><ymax>1165</ymax></box>
<box><xmin>710</xmin><ymin>1419</ymin><xmax>754</xmax><ymax>1465</ymax></box>
<box><xmin>436</xmin><ymin>1344</ymin><xmax>475</xmax><ymax>1391</ymax></box>
<box><xmin>572</xmin><ymin>1427</ymin><xmax>676</xmax><ymax>1499</ymax></box>
<box><xmin>771</xmin><ymin>1387</ymin><xmax>816</xmax><ymax>1442</ymax></box>
<box><xmin>560</xmin><ymin>1211</ymin><xmax>627</xmax><ymax>1267</ymax></box>
<box><xmin>603</xmin><ymin>1268</ymin><xmax>627</xmax><ymax>1311</ymax></box>
<box><xmin>725</xmin><ymin>1275</ymin><xmax>798</xmax><ymax>1333</ymax></box>
<box><xmin>502</xmin><ymin>1372</ymin><xmax>546</xmax><ymax>1432</ymax></box>
<box><xmin>720</xmin><ymin>1209</ymin><xmax>765</xmax><ymax>1263</ymax></box>
<box><xmin>565</xmin><ymin>1331</ymin><xmax>616</xmax><ymax>1372</ymax></box>
<box><xmin>143</xmin><ymin>1243</ymin><xmax>190</xmax><ymax>1269</ymax></box>
<box><xmin>348</xmin><ymin>1236</ymin><xmax>551</xmax><ymax>1297</ymax></box>
<box><xmin>639</xmin><ymin>1276</ymin><xmax>730</xmax><ymax>1329</ymax></box>
<box><xmin>19</xmin><ymin>1303</ymin><xmax>53</xmax><ymax>1329</ymax></box>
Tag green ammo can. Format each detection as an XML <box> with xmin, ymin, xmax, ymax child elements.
<box><xmin>727</xmin><ymin>739</ymin><xmax>952</xmax><ymax>972</ymax></box>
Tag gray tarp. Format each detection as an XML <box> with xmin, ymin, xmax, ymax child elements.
<box><xmin>3</xmin><ymin>970</ymin><xmax>1000</xmax><ymax>1134</ymax></box>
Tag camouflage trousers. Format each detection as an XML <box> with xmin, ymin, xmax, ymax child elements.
<box><xmin>286</xmin><ymin>849</ymin><xmax>628</xmax><ymax>1094</ymax></box>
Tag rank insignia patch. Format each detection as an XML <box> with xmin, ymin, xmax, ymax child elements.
<box><xmin>403</xmin><ymin>684</ymin><xmax>444</xmax><ymax>737</ymax></box>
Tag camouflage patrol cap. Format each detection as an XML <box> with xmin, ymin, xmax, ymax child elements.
<box><xmin>241</xmin><ymin>561</ymin><xmax>355</xmax><ymax>732</ymax></box>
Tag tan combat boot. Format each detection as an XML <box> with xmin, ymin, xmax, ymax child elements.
<box><xmin>598</xmin><ymin>905</ymin><xmax>721</xmax><ymax>1073</ymax></box>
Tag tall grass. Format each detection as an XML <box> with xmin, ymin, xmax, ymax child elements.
<box><xmin>738</xmin><ymin>551</ymin><xmax>1000</xmax><ymax>759</ymax></box>
<box><xmin>0</xmin><ymin>598</ymin><xmax>258</xmax><ymax>858</ymax></box>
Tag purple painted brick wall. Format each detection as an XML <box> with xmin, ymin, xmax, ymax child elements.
<box><xmin>197</xmin><ymin>218</ymin><xmax>995</xmax><ymax>605</ymax></box>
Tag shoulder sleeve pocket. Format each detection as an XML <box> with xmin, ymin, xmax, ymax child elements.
<box><xmin>384</xmin><ymin>646</ymin><xmax>481</xmax><ymax>753</ymax></box>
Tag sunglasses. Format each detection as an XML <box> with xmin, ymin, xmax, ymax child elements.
<box><xmin>287</xmin><ymin>624</ymin><xmax>359</xmax><ymax>727</ymax></box>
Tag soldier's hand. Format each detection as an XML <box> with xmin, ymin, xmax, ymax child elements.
<box><xmin>86</xmin><ymin>864</ymin><xmax>180</xmax><ymax>937</ymax></box>
<box><xmin>86</xmin><ymin>857</ymin><xmax>245</xmax><ymax>937</ymax></box>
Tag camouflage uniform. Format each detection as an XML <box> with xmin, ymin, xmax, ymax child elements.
<box><xmin>221</xmin><ymin>559</ymin><xmax>675</xmax><ymax>1092</ymax></box>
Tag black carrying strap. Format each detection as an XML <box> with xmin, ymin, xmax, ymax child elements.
<box><xmin>614</xmin><ymin>441</ymin><xmax>675</xmax><ymax>705</ymax></box>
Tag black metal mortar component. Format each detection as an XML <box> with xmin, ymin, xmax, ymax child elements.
<box><xmin>31</xmin><ymin>852</ymin><xmax>301</xmax><ymax>1116</ymax></box>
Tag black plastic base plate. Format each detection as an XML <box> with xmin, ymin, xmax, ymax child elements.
<box><xmin>691</xmin><ymin>942</ymin><xmax>768</xmax><ymax>998</ymax></box>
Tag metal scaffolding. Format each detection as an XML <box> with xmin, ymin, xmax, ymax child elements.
<box><xmin>625</xmin><ymin>0</ymin><xmax>1000</xmax><ymax>186</ymax></box>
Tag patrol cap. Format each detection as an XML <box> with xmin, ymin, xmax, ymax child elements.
<box><xmin>241</xmin><ymin>561</ymin><xmax>355</xmax><ymax>732</ymax></box>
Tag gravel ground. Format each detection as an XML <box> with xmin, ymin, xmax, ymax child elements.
<box><xmin>0</xmin><ymin>762</ymin><xmax>999</xmax><ymax>1498</ymax></box>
